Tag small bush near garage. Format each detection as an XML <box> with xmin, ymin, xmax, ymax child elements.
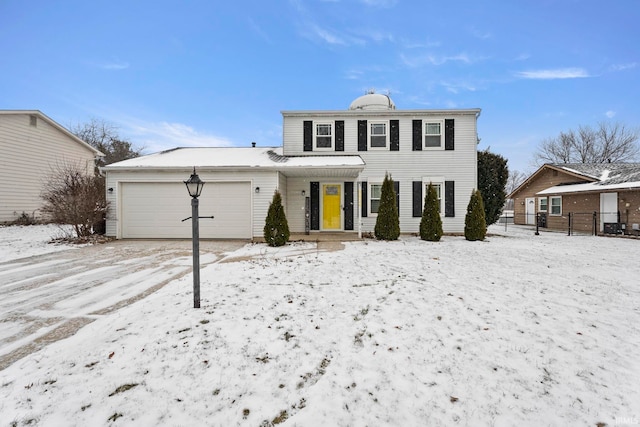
<box><xmin>420</xmin><ymin>182</ymin><xmax>443</xmax><ymax>242</ymax></box>
<box><xmin>374</xmin><ymin>173</ymin><xmax>400</xmax><ymax>241</ymax></box>
<box><xmin>464</xmin><ymin>189</ymin><xmax>487</xmax><ymax>241</ymax></box>
<box><xmin>264</xmin><ymin>190</ymin><xmax>290</xmax><ymax>247</ymax></box>
<box><xmin>40</xmin><ymin>163</ymin><xmax>109</xmax><ymax>239</ymax></box>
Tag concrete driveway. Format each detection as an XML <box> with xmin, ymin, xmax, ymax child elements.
<box><xmin>0</xmin><ymin>239</ymin><xmax>247</xmax><ymax>371</ymax></box>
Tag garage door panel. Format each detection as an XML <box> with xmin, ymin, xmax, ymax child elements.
<box><xmin>121</xmin><ymin>182</ymin><xmax>251</xmax><ymax>239</ymax></box>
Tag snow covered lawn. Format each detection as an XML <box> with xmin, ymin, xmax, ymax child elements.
<box><xmin>1</xmin><ymin>226</ymin><xmax>639</xmax><ymax>426</ymax></box>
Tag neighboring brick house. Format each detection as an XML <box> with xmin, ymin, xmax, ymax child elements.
<box><xmin>509</xmin><ymin>163</ymin><xmax>640</xmax><ymax>235</ymax></box>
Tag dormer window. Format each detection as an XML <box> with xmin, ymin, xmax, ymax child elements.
<box><xmin>315</xmin><ymin>123</ymin><xmax>333</xmax><ymax>149</ymax></box>
<box><xmin>369</xmin><ymin>122</ymin><xmax>387</xmax><ymax>149</ymax></box>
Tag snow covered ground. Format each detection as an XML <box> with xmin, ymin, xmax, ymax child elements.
<box><xmin>0</xmin><ymin>225</ymin><xmax>639</xmax><ymax>426</ymax></box>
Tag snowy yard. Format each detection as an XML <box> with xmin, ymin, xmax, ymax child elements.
<box><xmin>0</xmin><ymin>225</ymin><xmax>639</xmax><ymax>426</ymax></box>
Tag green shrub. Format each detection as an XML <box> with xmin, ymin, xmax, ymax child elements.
<box><xmin>374</xmin><ymin>173</ymin><xmax>400</xmax><ymax>240</ymax></box>
<box><xmin>420</xmin><ymin>183</ymin><xmax>443</xmax><ymax>241</ymax></box>
<box><xmin>464</xmin><ymin>189</ymin><xmax>487</xmax><ymax>241</ymax></box>
<box><xmin>263</xmin><ymin>190</ymin><xmax>290</xmax><ymax>247</ymax></box>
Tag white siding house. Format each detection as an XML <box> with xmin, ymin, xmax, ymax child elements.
<box><xmin>0</xmin><ymin>110</ymin><xmax>103</xmax><ymax>223</ymax></box>
<box><xmin>103</xmin><ymin>94</ymin><xmax>480</xmax><ymax>239</ymax></box>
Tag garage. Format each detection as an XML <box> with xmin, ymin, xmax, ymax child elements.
<box><xmin>120</xmin><ymin>182</ymin><xmax>251</xmax><ymax>239</ymax></box>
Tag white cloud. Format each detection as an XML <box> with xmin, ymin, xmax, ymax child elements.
<box><xmin>359</xmin><ymin>0</ymin><xmax>398</xmax><ymax>7</ymax></box>
<box><xmin>610</xmin><ymin>62</ymin><xmax>637</xmax><ymax>72</ymax></box>
<box><xmin>515</xmin><ymin>68</ymin><xmax>589</xmax><ymax>79</ymax></box>
<box><xmin>605</xmin><ymin>110</ymin><xmax>616</xmax><ymax>118</ymax></box>
<box><xmin>400</xmin><ymin>52</ymin><xmax>474</xmax><ymax>68</ymax></box>
<box><xmin>91</xmin><ymin>60</ymin><xmax>129</xmax><ymax>70</ymax></box>
<box><xmin>129</xmin><ymin>121</ymin><xmax>234</xmax><ymax>153</ymax></box>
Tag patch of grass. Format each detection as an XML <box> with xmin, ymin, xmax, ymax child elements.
<box><xmin>272</xmin><ymin>410</ymin><xmax>288</xmax><ymax>424</ymax></box>
<box><xmin>213</xmin><ymin>388</ymin><xmax>221</xmax><ymax>396</ymax></box>
<box><xmin>242</xmin><ymin>408</ymin><xmax>250</xmax><ymax>419</ymax></box>
<box><xmin>108</xmin><ymin>413</ymin><xmax>123</xmax><ymax>422</ymax></box>
<box><xmin>199</xmin><ymin>319</ymin><xmax>210</xmax><ymax>324</ymax></box>
<box><xmin>43</xmin><ymin>379</ymin><xmax>57</xmax><ymax>385</ymax></box>
<box><xmin>108</xmin><ymin>383</ymin><xmax>138</xmax><ymax>397</ymax></box>
<box><xmin>81</xmin><ymin>404</ymin><xmax>91</xmax><ymax>411</ymax></box>
<box><xmin>177</xmin><ymin>327</ymin><xmax>191</xmax><ymax>334</ymax></box>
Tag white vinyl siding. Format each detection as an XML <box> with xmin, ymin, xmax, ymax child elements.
<box><xmin>282</xmin><ymin>112</ymin><xmax>478</xmax><ymax>234</ymax></box>
<box><xmin>0</xmin><ymin>112</ymin><xmax>99</xmax><ymax>222</ymax></box>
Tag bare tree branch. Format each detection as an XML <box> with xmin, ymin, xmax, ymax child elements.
<box><xmin>534</xmin><ymin>122</ymin><xmax>640</xmax><ymax>164</ymax></box>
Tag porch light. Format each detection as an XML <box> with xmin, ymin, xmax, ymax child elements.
<box><xmin>255</xmin><ymin>186</ymin><xmax>260</xmax><ymax>193</ymax></box>
<box><xmin>185</xmin><ymin>168</ymin><xmax>205</xmax><ymax>198</ymax></box>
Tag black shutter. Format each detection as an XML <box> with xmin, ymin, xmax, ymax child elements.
<box><xmin>394</xmin><ymin>180</ymin><xmax>400</xmax><ymax>215</ymax></box>
<box><xmin>412</xmin><ymin>181</ymin><xmax>422</xmax><ymax>217</ymax></box>
<box><xmin>445</xmin><ymin>119</ymin><xmax>454</xmax><ymax>151</ymax></box>
<box><xmin>310</xmin><ymin>182</ymin><xmax>320</xmax><ymax>230</ymax></box>
<box><xmin>335</xmin><ymin>120</ymin><xmax>344</xmax><ymax>152</ymax></box>
<box><xmin>361</xmin><ymin>181</ymin><xmax>368</xmax><ymax>217</ymax></box>
<box><xmin>390</xmin><ymin>120</ymin><xmax>399</xmax><ymax>151</ymax></box>
<box><xmin>412</xmin><ymin>120</ymin><xmax>422</xmax><ymax>151</ymax></box>
<box><xmin>358</xmin><ymin>120</ymin><xmax>367</xmax><ymax>151</ymax></box>
<box><xmin>303</xmin><ymin>121</ymin><xmax>313</xmax><ymax>152</ymax></box>
<box><xmin>445</xmin><ymin>180</ymin><xmax>455</xmax><ymax>217</ymax></box>
<box><xmin>344</xmin><ymin>181</ymin><xmax>354</xmax><ymax>230</ymax></box>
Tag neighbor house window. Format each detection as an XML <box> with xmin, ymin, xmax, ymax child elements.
<box><xmin>369</xmin><ymin>122</ymin><xmax>387</xmax><ymax>148</ymax></box>
<box><xmin>370</xmin><ymin>183</ymin><xmax>383</xmax><ymax>215</ymax></box>
<box><xmin>315</xmin><ymin>123</ymin><xmax>332</xmax><ymax>149</ymax></box>
<box><xmin>422</xmin><ymin>179</ymin><xmax>444</xmax><ymax>214</ymax></box>
<box><xmin>538</xmin><ymin>197</ymin><xmax>548</xmax><ymax>212</ymax></box>
<box><xmin>425</xmin><ymin>122</ymin><xmax>442</xmax><ymax>148</ymax></box>
<box><xmin>550</xmin><ymin>196</ymin><xmax>562</xmax><ymax>215</ymax></box>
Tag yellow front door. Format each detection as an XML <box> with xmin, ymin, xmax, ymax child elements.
<box><xmin>322</xmin><ymin>184</ymin><xmax>341</xmax><ymax>230</ymax></box>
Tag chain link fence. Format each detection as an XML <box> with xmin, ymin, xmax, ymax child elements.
<box><xmin>500</xmin><ymin>211</ymin><xmax>640</xmax><ymax>236</ymax></box>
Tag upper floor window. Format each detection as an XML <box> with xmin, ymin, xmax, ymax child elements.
<box><xmin>315</xmin><ymin>123</ymin><xmax>333</xmax><ymax>149</ymax></box>
<box><xmin>370</xmin><ymin>122</ymin><xmax>387</xmax><ymax>149</ymax></box>
<box><xmin>425</xmin><ymin>121</ymin><xmax>442</xmax><ymax>148</ymax></box>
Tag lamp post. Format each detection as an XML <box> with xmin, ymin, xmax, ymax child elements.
<box><xmin>184</xmin><ymin>168</ymin><xmax>205</xmax><ymax>308</ymax></box>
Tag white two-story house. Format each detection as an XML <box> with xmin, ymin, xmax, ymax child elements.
<box><xmin>103</xmin><ymin>93</ymin><xmax>481</xmax><ymax>239</ymax></box>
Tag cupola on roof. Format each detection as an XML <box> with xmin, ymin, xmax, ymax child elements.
<box><xmin>348</xmin><ymin>91</ymin><xmax>396</xmax><ymax>111</ymax></box>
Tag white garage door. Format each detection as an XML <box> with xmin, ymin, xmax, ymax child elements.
<box><xmin>121</xmin><ymin>182</ymin><xmax>251</xmax><ymax>239</ymax></box>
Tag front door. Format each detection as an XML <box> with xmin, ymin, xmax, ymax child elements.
<box><xmin>525</xmin><ymin>197</ymin><xmax>536</xmax><ymax>225</ymax></box>
<box><xmin>600</xmin><ymin>192</ymin><xmax>618</xmax><ymax>231</ymax></box>
<box><xmin>322</xmin><ymin>183</ymin><xmax>342</xmax><ymax>230</ymax></box>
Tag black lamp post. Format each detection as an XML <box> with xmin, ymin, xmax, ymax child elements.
<box><xmin>184</xmin><ymin>168</ymin><xmax>205</xmax><ymax>308</ymax></box>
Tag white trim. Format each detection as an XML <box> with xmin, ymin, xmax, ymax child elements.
<box><xmin>550</xmin><ymin>195</ymin><xmax>562</xmax><ymax>216</ymax></box>
<box><xmin>424</xmin><ymin>119</ymin><xmax>444</xmax><ymax>150</ymax></box>
<box><xmin>368</xmin><ymin>121</ymin><xmax>389</xmax><ymax>150</ymax></box>
<box><xmin>314</xmin><ymin>122</ymin><xmax>334</xmax><ymax>151</ymax></box>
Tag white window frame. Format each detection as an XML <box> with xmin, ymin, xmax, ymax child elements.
<box><xmin>538</xmin><ymin>197</ymin><xmax>548</xmax><ymax>212</ymax></box>
<box><xmin>368</xmin><ymin>181</ymin><xmax>383</xmax><ymax>216</ymax></box>
<box><xmin>369</xmin><ymin>121</ymin><xmax>388</xmax><ymax>150</ymax></box>
<box><xmin>422</xmin><ymin>177</ymin><xmax>444</xmax><ymax>215</ymax></box>
<box><xmin>424</xmin><ymin>120</ymin><xmax>443</xmax><ymax>149</ymax></box>
<box><xmin>550</xmin><ymin>196</ymin><xmax>562</xmax><ymax>215</ymax></box>
<box><xmin>315</xmin><ymin>122</ymin><xmax>333</xmax><ymax>150</ymax></box>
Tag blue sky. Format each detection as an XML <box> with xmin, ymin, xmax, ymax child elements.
<box><xmin>2</xmin><ymin>0</ymin><xmax>639</xmax><ymax>173</ymax></box>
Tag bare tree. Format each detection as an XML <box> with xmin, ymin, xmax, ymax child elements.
<box><xmin>506</xmin><ymin>169</ymin><xmax>527</xmax><ymax>195</ymax></box>
<box><xmin>70</xmin><ymin>118</ymin><xmax>142</xmax><ymax>167</ymax></box>
<box><xmin>534</xmin><ymin>122</ymin><xmax>640</xmax><ymax>164</ymax></box>
<box><xmin>40</xmin><ymin>163</ymin><xmax>109</xmax><ymax>239</ymax></box>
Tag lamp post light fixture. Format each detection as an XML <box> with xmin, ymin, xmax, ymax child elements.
<box><xmin>184</xmin><ymin>168</ymin><xmax>205</xmax><ymax>308</ymax></box>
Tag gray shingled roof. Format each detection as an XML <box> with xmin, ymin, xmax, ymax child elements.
<box><xmin>556</xmin><ymin>163</ymin><xmax>640</xmax><ymax>185</ymax></box>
